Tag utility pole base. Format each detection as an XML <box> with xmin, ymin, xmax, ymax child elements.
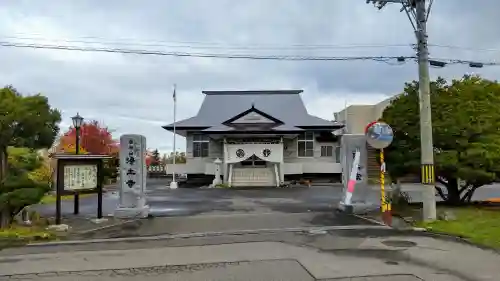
<box><xmin>421</xmin><ymin>184</ymin><xmax>437</xmax><ymax>221</ymax></box>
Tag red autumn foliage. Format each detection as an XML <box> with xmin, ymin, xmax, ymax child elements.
<box><xmin>145</xmin><ymin>155</ymin><xmax>152</xmax><ymax>167</ymax></box>
<box><xmin>145</xmin><ymin>150</ymin><xmax>155</xmax><ymax>167</ymax></box>
<box><xmin>59</xmin><ymin>120</ymin><xmax>119</xmax><ymax>155</ymax></box>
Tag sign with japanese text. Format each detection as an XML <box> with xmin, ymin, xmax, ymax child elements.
<box><xmin>63</xmin><ymin>164</ymin><xmax>98</xmax><ymax>191</ymax></box>
<box><xmin>119</xmin><ymin>134</ymin><xmax>147</xmax><ymax>207</ymax></box>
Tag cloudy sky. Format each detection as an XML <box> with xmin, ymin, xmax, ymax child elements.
<box><xmin>0</xmin><ymin>0</ymin><xmax>498</xmax><ymax>154</ymax></box>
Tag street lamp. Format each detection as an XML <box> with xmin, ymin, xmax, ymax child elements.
<box><xmin>71</xmin><ymin>113</ymin><xmax>84</xmax><ymax>155</ymax></box>
<box><xmin>366</xmin><ymin>0</ymin><xmax>437</xmax><ymax>221</ymax></box>
<box><xmin>71</xmin><ymin>113</ymin><xmax>84</xmax><ymax>215</ymax></box>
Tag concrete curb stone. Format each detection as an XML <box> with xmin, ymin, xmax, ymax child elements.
<box><xmin>26</xmin><ymin>225</ymin><xmax>392</xmax><ymax>248</ymax></box>
<box><xmin>356</xmin><ymin>213</ymin><xmax>500</xmax><ymax>255</ymax></box>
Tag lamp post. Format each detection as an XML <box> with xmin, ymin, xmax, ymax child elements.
<box><xmin>71</xmin><ymin>113</ymin><xmax>84</xmax><ymax>215</ymax></box>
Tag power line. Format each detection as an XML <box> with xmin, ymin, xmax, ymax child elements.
<box><xmin>0</xmin><ymin>41</ymin><xmax>414</xmax><ymax>62</ymax></box>
<box><xmin>0</xmin><ymin>40</ymin><xmax>497</xmax><ymax>66</ymax></box>
<box><xmin>3</xmin><ymin>33</ymin><xmax>500</xmax><ymax>54</ymax></box>
<box><xmin>429</xmin><ymin>44</ymin><xmax>500</xmax><ymax>53</ymax></box>
<box><xmin>0</xmin><ymin>33</ymin><xmax>415</xmax><ymax>50</ymax></box>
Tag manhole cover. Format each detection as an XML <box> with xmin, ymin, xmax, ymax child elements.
<box><xmin>381</xmin><ymin>240</ymin><xmax>417</xmax><ymax>248</ymax></box>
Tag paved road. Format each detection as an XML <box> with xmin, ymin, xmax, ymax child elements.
<box><xmin>2</xmin><ymin>227</ymin><xmax>500</xmax><ymax>280</ymax></box>
<box><xmin>34</xmin><ymin>178</ymin><xmax>345</xmax><ymax>218</ymax></box>
<box><xmin>8</xmin><ymin>180</ymin><xmax>500</xmax><ymax>280</ymax></box>
<box><xmin>33</xmin><ymin>179</ymin><xmax>500</xmax><ymax>219</ymax></box>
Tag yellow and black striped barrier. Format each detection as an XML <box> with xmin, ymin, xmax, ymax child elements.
<box><xmin>421</xmin><ymin>164</ymin><xmax>435</xmax><ymax>184</ymax></box>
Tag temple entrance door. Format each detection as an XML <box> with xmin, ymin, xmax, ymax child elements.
<box><xmin>232</xmin><ymin>155</ymin><xmax>274</xmax><ymax>186</ymax></box>
<box><xmin>240</xmin><ymin>155</ymin><xmax>267</xmax><ymax>167</ymax></box>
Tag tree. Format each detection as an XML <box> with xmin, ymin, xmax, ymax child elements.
<box><xmin>1</xmin><ymin>147</ymin><xmax>52</xmax><ymax>227</ymax></box>
<box><xmin>7</xmin><ymin>147</ymin><xmax>43</xmax><ymax>176</ymax></box>
<box><xmin>145</xmin><ymin>150</ymin><xmax>153</xmax><ymax>167</ymax></box>
<box><xmin>0</xmin><ymin>86</ymin><xmax>61</xmax><ymax>183</ymax></box>
<box><xmin>58</xmin><ymin>121</ymin><xmax>119</xmax><ymax>183</ymax></box>
<box><xmin>0</xmin><ymin>86</ymin><xmax>60</xmax><ymax>227</ymax></box>
<box><xmin>58</xmin><ymin>120</ymin><xmax>118</xmax><ymax>155</ymax></box>
<box><xmin>382</xmin><ymin>75</ymin><xmax>500</xmax><ymax>204</ymax></box>
<box><xmin>57</xmin><ymin>143</ymin><xmax>88</xmax><ymax>155</ymax></box>
<box><xmin>165</xmin><ymin>151</ymin><xmax>186</xmax><ymax>164</ymax></box>
<box><xmin>28</xmin><ymin>155</ymin><xmax>53</xmax><ymax>186</ymax></box>
<box><xmin>150</xmin><ymin>149</ymin><xmax>161</xmax><ymax>166</ymax></box>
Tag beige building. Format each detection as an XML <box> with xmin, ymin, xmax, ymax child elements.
<box><xmin>334</xmin><ymin>94</ymin><xmax>419</xmax><ymax>182</ymax></box>
<box><xmin>334</xmin><ymin>96</ymin><xmax>393</xmax><ymax>182</ymax></box>
<box><xmin>334</xmin><ymin>96</ymin><xmax>396</xmax><ymax>134</ymax></box>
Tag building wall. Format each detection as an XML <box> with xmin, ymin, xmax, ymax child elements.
<box><xmin>171</xmin><ymin>132</ymin><xmax>343</xmax><ymax>175</ymax></box>
<box><xmin>373</xmin><ymin>97</ymin><xmax>394</xmax><ymax>120</ymax></box>
<box><xmin>282</xmin><ymin>137</ymin><xmax>342</xmax><ymax>174</ymax></box>
<box><xmin>334</xmin><ymin>95</ymin><xmax>414</xmax><ymax>183</ymax></box>
<box><xmin>170</xmin><ymin>133</ymin><xmax>223</xmax><ymax>175</ymax></box>
<box><xmin>336</xmin><ymin>105</ymin><xmax>377</xmax><ymax>134</ymax></box>
<box><xmin>283</xmin><ymin>138</ymin><xmax>339</xmax><ymax>163</ymax></box>
<box><xmin>334</xmin><ymin>95</ymin><xmax>397</xmax><ymax>134</ymax></box>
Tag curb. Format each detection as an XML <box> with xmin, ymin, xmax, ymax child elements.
<box><xmin>73</xmin><ymin>219</ymin><xmax>140</xmax><ymax>235</ymax></box>
<box><xmin>410</xmin><ymin>228</ymin><xmax>500</xmax><ymax>254</ymax></box>
<box><xmin>351</xmin><ymin>214</ymin><xmax>387</xmax><ymax>226</ymax></box>
<box><xmin>26</xmin><ymin>225</ymin><xmax>391</xmax><ymax>247</ymax></box>
<box><xmin>356</xmin><ymin>213</ymin><xmax>500</xmax><ymax>255</ymax></box>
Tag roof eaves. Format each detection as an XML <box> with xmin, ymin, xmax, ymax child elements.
<box><xmin>162</xmin><ymin>125</ymin><xmax>210</xmax><ymax>131</ymax></box>
<box><xmin>222</xmin><ymin>105</ymin><xmax>284</xmax><ymax>125</ymax></box>
<box><xmin>202</xmin><ymin>90</ymin><xmax>303</xmax><ymax>95</ymax></box>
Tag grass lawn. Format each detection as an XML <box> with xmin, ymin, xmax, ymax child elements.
<box><xmin>40</xmin><ymin>193</ymin><xmax>94</xmax><ymax>204</ymax></box>
<box><xmin>0</xmin><ymin>225</ymin><xmax>58</xmax><ymax>249</ymax></box>
<box><xmin>417</xmin><ymin>206</ymin><xmax>500</xmax><ymax>249</ymax></box>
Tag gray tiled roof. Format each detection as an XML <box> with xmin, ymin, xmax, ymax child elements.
<box><xmin>201</xmin><ymin>124</ymin><xmax>234</xmax><ymax>132</ymax></box>
<box><xmin>164</xmin><ymin>90</ymin><xmax>342</xmax><ymax>129</ymax></box>
<box><xmin>272</xmin><ymin>124</ymin><xmax>304</xmax><ymax>131</ymax></box>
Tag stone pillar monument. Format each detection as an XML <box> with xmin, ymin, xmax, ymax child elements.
<box><xmin>114</xmin><ymin>134</ymin><xmax>150</xmax><ymax>218</ymax></box>
<box><xmin>212</xmin><ymin>158</ymin><xmax>222</xmax><ymax>186</ymax></box>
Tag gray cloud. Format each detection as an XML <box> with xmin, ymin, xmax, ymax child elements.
<box><xmin>0</xmin><ymin>0</ymin><xmax>499</xmax><ymax>153</ymax></box>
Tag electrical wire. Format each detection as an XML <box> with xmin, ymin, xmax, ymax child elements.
<box><xmin>0</xmin><ymin>41</ymin><xmax>415</xmax><ymax>62</ymax></box>
<box><xmin>429</xmin><ymin>44</ymin><xmax>500</xmax><ymax>53</ymax></box>
<box><xmin>0</xmin><ymin>39</ymin><xmax>497</xmax><ymax>66</ymax></box>
<box><xmin>3</xmin><ymin>33</ymin><xmax>500</xmax><ymax>54</ymax></box>
<box><xmin>0</xmin><ymin>33</ymin><xmax>415</xmax><ymax>50</ymax></box>
<box><xmin>0</xmin><ymin>35</ymin><xmax>414</xmax><ymax>51</ymax></box>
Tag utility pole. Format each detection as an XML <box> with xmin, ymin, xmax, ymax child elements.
<box><xmin>367</xmin><ymin>0</ymin><xmax>436</xmax><ymax>221</ymax></box>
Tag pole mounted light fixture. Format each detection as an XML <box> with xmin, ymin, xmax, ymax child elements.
<box><xmin>71</xmin><ymin>112</ymin><xmax>84</xmax><ymax>129</ymax></box>
<box><xmin>71</xmin><ymin>112</ymin><xmax>84</xmax><ymax>215</ymax></box>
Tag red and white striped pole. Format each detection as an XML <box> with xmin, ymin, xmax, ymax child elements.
<box><xmin>344</xmin><ymin>149</ymin><xmax>361</xmax><ymax>206</ymax></box>
<box><xmin>339</xmin><ymin>149</ymin><xmax>361</xmax><ymax>213</ymax></box>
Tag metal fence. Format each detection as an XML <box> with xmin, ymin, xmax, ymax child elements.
<box><xmin>148</xmin><ymin>165</ymin><xmax>167</xmax><ymax>178</ymax></box>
